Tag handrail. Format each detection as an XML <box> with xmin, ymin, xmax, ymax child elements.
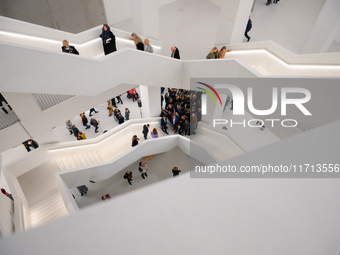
<box><xmin>222</xmin><ymin>40</ymin><xmax>340</xmax><ymax>66</ymax></box>
<box><xmin>45</xmin><ymin>117</ymin><xmax>161</xmax><ymax>150</ymax></box>
<box><xmin>0</xmin><ymin>15</ymin><xmax>162</xmax><ymax>59</ymax></box>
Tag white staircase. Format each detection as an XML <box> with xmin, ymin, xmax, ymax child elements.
<box><xmin>29</xmin><ymin>190</ymin><xmax>69</xmax><ymax>228</ymax></box>
<box><xmin>191</xmin><ymin>126</ymin><xmax>245</xmax><ymax>162</ymax></box>
<box><xmin>54</xmin><ymin>151</ymin><xmax>102</xmax><ymax>171</ymax></box>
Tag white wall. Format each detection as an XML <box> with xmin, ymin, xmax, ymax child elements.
<box><xmin>0</xmin><ymin>191</ymin><xmax>14</xmax><ymax>237</ymax></box>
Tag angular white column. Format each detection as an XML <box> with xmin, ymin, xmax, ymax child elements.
<box><xmin>103</xmin><ymin>0</ymin><xmax>132</xmax><ymax>25</ymax></box>
<box><xmin>214</xmin><ymin>0</ymin><xmax>253</xmax><ymax>45</ymax></box>
<box><xmin>139</xmin><ymin>85</ymin><xmax>161</xmax><ymax>118</ymax></box>
<box><xmin>301</xmin><ymin>0</ymin><xmax>340</xmax><ymax>54</ymax></box>
<box><xmin>129</xmin><ymin>0</ymin><xmax>160</xmax><ymax>39</ymax></box>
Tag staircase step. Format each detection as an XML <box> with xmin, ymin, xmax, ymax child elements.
<box><xmin>72</xmin><ymin>155</ymin><xmax>82</xmax><ymax>168</ymax></box>
<box><xmin>30</xmin><ymin>195</ymin><xmax>63</xmax><ymax>217</ymax></box>
<box><xmin>30</xmin><ymin>198</ymin><xmax>65</xmax><ymax>221</ymax></box>
<box><xmin>67</xmin><ymin>155</ymin><xmax>77</xmax><ymax>169</ymax></box>
<box><xmin>87</xmin><ymin>152</ymin><xmax>97</xmax><ymax>165</ymax></box>
<box><xmin>77</xmin><ymin>154</ymin><xmax>87</xmax><ymax>167</ymax></box>
<box><xmin>54</xmin><ymin>157</ymin><xmax>66</xmax><ymax>171</ymax></box>
<box><xmin>82</xmin><ymin>152</ymin><xmax>93</xmax><ymax>165</ymax></box>
<box><xmin>92</xmin><ymin>151</ymin><xmax>102</xmax><ymax>164</ymax></box>
<box><xmin>34</xmin><ymin>210</ymin><xmax>69</xmax><ymax>228</ymax></box>
<box><xmin>29</xmin><ymin>191</ymin><xmax>60</xmax><ymax>211</ymax></box>
<box><xmin>31</xmin><ymin>205</ymin><xmax>68</xmax><ymax>227</ymax></box>
<box><xmin>61</xmin><ymin>156</ymin><xmax>72</xmax><ymax>170</ymax></box>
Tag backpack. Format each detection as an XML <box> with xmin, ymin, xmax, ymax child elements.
<box><xmin>139</xmin><ymin>167</ymin><xmax>143</xmax><ymax>173</ymax></box>
<box><xmin>123</xmin><ymin>174</ymin><xmax>127</xmax><ymax>179</ymax></box>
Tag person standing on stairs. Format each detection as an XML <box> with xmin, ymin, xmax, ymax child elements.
<box><xmin>66</xmin><ymin>120</ymin><xmax>73</xmax><ymax>135</ymax></box>
<box><xmin>100</xmin><ymin>24</ymin><xmax>117</xmax><ymax>55</ymax></box>
<box><xmin>89</xmin><ymin>108</ymin><xmax>98</xmax><ymax>116</ymax></box>
<box><xmin>1</xmin><ymin>188</ymin><xmax>14</xmax><ymax>201</ymax></box>
<box><xmin>172</xmin><ymin>167</ymin><xmax>181</xmax><ymax>177</ymax></box>
<box><xmin>116</xmin><ymin>95</ymin><xmax>123</xmax><ymax>104</ymax></box>
<box><xmin>107</xmin><ymin>101</ymin><xmax>114</xmax><ymax>116</ymax></box>
<box><xmin>244</xmin><ymin>16</ymin><xmax>252</xmax><ymax>42</ymax></box>
<box><xmin>142</xmin><ymin>124</ymin><xmax>150</xmax><ymax>140</ymax></box>
<box><xmin>171</xmin><ymin>46</ymin><xmax>180</xmax><ymax>59</ymax></box>
<box><xmin>124</xmin><ymin>171</ymin><xmax>133</xmax><ymax>185</ymax></box>
<box><xmin>139</xmin><ymin>161</ymin><xmax>148</xmax><ymax>179</ymax></box>
<box><xmin>72</xmin><ymin>125</ymin><xmax>80</xmax><ymax>139</ymax></box>
<box><xmin>81</xmin><ymin>113</ymin><xmax>90</xmax><ymax>129</ymax></box>
<box><xmin>90</xmin><ymin>116</ymin><xmax>100</xmax><ymax>133</ymax></box>
<box><xmin>125</xmin><ymin>108</ymin><xmax>130</xmax><ymax>120</ymax></box>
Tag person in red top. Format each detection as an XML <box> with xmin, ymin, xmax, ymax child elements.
<box><xmin>1</xmin><ymin>188</ymin><xmax>14</xmax><ymax>201</ymax></box>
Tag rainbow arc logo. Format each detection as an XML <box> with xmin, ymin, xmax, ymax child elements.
<box><xmin>196</xmin><ymin>82</ymin><xmax>222</xmax><ymax>106</ymax></box>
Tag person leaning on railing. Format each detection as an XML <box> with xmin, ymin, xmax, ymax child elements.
<box><xmin>130</xmin><ymin>33</ymin><xmax>144</xmax><ymax>51</ymax></box>
<box><xmin>206</xmin><ymin>46</ymin><xmax>218</xmax><ymax>59</ymax></box>
<box><xmin>61</xmin><ymin>40</ymin><xmax>79</xmax><ymax>55</ymax></box>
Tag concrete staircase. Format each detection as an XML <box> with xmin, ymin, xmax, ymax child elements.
<box><xmin>29</xmin><ymin>189</ymin><xmax>69</xmax><ymax>228</ymax></box>
<box><xmin>54</xmin><ymin>151</ymin><xmax>102</xmax><ymax>171</ymax></box>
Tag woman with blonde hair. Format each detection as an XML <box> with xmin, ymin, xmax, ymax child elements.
<box><xmin>107</xmin><ymin>101</ymin><xmax>114</xmax><ymax>116</ymax></box>
<box><xmin>130</xmin><ymin>32</ymin><xmax>144</xmax><ymax>51</ymax></box>
<box><xmin>144</xmin><ymin>38</ymin><xmax>153</xmax><ymax>53</ymax></box>
<box><xmin>206</xmin><ymin>46</ymin><xmax>218</xmax><ymax>59</ymax></box>
<box><xmin>150</xmin><ymin>128</ymin><xmax>159</xmax><ymax>138</ymax></box>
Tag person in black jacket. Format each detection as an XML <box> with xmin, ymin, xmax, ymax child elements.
<box><xmin>72</xmin><ymin>125</ymin><xmax>80</xmax><ymax>139</ymax></box>
<box><xmin>244</xmin><ymin>17</ymin><xmax>252</xmax><ymax>42</ymax></box>
<box><xmin>118</xmin><ymin>114</ymin><xmax>124</xmax><ymax>124</ymax></box>
<box><xmin>124</xmin><ymin>171</ymin><xmax>133</xmax><ymax>185</ymax></box>
<box><xmin>132</xmin><ymin>135</ymin><xmax>139</xmax><ymax>147</ymax></box>
<box><xmin>81</xmin><ymin>113</ymin><xmax>90</xmax><ymax>129</ymax></box>
<box><xmin>28</xmin><ymin>139</ymin><xmax>39</xmax><ymax>149</ymax></box>
<box><xmin>61</xmin><ymin>40</ymin><xmax>79</xmax><ymax>55</ymax></box>
<box><xmin>100</xmin><ymin>24</ymin><xmax>117</xmax><ymax>55</ymax></box>
<box><xmin>142</xmin><ymin>124</ymin><xmax>150</xmax><ymax>139</ymax></box>
<box><xmin>161</xmin><ymin>116</ymin><xmax>169</xmax><ymax>134</ymax></box>
<box><xmin>171</xmin><ymin>46</ymin><xmax>180</xmax><ymax>59</ymax></box>
<box><xmin>172</xmin><ymin>167</ymin><xmax>181</xmax><ymax>177</ymax></box>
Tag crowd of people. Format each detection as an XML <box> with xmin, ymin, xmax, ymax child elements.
<box><xmin>65</xmin><ymin>93</ymin><xmax>132</xmax><ymax>140</ymax></box>
<box><xmin>161</xmin><ymin>88</ymin><xmax>202</xmax><ymax>136</ymax></box>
